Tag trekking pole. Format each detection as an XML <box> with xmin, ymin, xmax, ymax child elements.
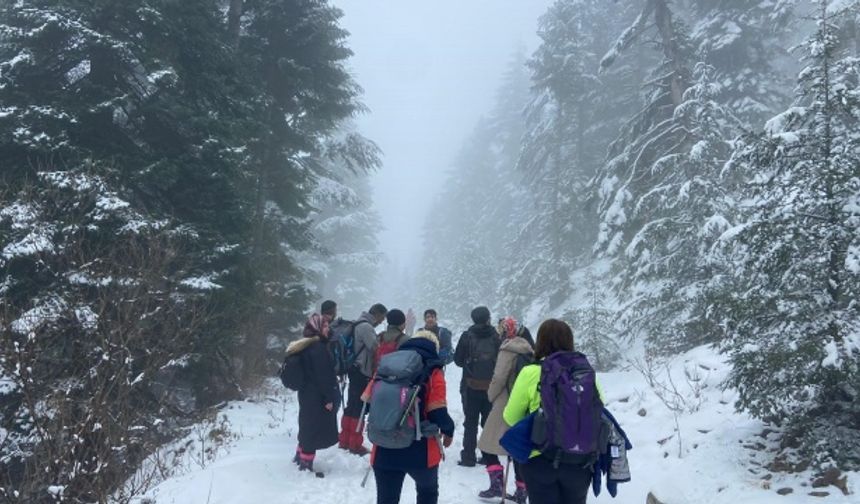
<box><xmin>360</xmin><ymin>460</ymin><xmax>372</xmax><ymax>488</ymax></box>
<box><xmin>500</xmin><ymin>457</ymin><xmax>512</xmax><ymax>504</ymax></box>
<box><xmin>399</xmin><ymin>387</ymin><xmax>421</xmax><ymax>427</ymax></box>
<box><xmin>356</xmin><ymin>401</ymin><xmax>368</xmax><ymax>432</ymax></box>
<box><xmin>435</xmin><ymin>435</ymin><xmax>446</xmax><ymax>461</ymax></box>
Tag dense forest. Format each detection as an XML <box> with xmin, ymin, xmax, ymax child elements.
<box><xmin>0</xmin><ymin>0</ymin><xmax>858</xmax><ymax>502</ymax></box>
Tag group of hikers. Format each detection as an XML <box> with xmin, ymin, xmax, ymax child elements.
<box><xmin>281</xmin><ymin>300</ymin><xmax>631</xmax><ymax>504</ymax></box>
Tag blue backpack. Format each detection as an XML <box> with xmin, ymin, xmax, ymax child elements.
<box><xmin>329</xmin><ymin>318</ymin><xmax>369</xmax><ymax>376</ymax></box>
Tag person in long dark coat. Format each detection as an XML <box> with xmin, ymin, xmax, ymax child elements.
<box><xmin>290</xmin><ymin>310</ymin><xmax>339</xmax><ymax>473</ymax></box>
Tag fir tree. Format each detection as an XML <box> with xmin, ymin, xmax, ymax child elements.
<box><xmin>722</xmin><ymin>0</ymin><xmax>860</xmax><ymax>469</ymax></box>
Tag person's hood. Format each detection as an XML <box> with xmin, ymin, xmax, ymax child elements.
<box><xmin>500</xmin><ymin>336</ymin><xmax>533</xmax><ymax>356</ymax></box>
<box><xmin>358</xmin><ymin>311</ymin><xmax>376</xmax><ymax>325</ymax></box>
<box><xmin>468</xmin><ymin>324</ymin><xmax>498</xmax><ymax>339</ymax></box>
<box><xmin>286</xmin><ymin>336</ymin><xmax>320</xmax><ymax>356</ymax></box>
<box><xmin>400</xmin><ymin>337</ymin><xmax>442</xmax><ymax>368</ymax></box>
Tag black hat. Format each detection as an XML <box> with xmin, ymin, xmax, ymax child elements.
<box><xmin>387</xmin><ymin>309</ymin><xmax>406</xmax><ymax>326</ymax></box>
<box><xmin>471</xmin><ymin>306</ymin><xmax>491</xmax><ymax>325</ymax></box>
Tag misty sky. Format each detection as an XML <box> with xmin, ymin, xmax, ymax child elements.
<box><xmin>334</xmin><ymin>1</ymin><xmax>552</xmax><ymax>276</ymax></box>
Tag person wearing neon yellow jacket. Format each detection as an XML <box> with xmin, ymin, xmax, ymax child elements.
<box><xmin>503</xmin><ymin>319</ymin><xmax>605</xmax><ymax>504</ymax></box>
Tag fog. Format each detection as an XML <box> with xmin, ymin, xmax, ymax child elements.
<box><xmin>335</xmin><ymin>0</ymin><xmax>552</xmax><ymax>280</ymax></box>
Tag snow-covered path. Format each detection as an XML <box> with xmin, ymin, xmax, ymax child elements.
<box><xmin>139</xmin><ymin>346</ymin><xmax>856</xmax><ymax>504</ymax></box>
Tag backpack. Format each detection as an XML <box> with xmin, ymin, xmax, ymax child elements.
<box><xmin>531</xmin><ymin>351</ymin><xmax>603</xmax><ymax>466</ymax></box>
<box><xmin>279</xmin><ymin>350</ymin><xmax>305</xmax><ymax>391</ymax></box>
<box><xmin>464</xmin><ymin>331</ymin><xmax>500</xmax><ymax>390</ymax></box>
<box><xmin>329</xmin><ymin>318</ymin><xmax>369</xmax><ymax>376</ymax></box>
<box><xmin>506</xmin><ymin>352</ymin><xmax>534</xmax><ymax>393</ymax></box>
<box><xmin>366</xmin><ymin>350</ymin><xmax>431</xmax><ymax>449</ymax></box>
<box><xmin>375</xmin><ymin>332</ymin><xmax>400</xmax><ymax>367</ymax></box>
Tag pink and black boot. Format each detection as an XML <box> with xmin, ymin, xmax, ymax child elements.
<box><xmin>478</xmin><ymin>464</ymin><xmax>504</xmax><ymax>499</ymax></box>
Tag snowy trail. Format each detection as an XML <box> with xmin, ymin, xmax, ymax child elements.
<box><xmin>140</xmin><ymin>346</ymin><xmax>857</xmax><ymax>504</ymax></box>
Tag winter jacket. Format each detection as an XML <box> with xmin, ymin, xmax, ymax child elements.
<box><xmin>288</xmin><ymin>329</ymin><xmax>339</xmax><ymax>451</ymax></box>
<box><xmin>454</xmin><ymin>324</ymin><xmax>501</xmax><ymax>390</ymax></box>
<box><xmin>367</xmin><ymin>338</ymin><xmax>455</xmax><ymax>470</ymax></box>
<box><xmin>592</xmin><ymin>408</ymin><xmax>632</xmax><ymax>498</ymax></box>
<box><xmin>424</xmin><ymin>325</ymin><xmax>454</xmax><ymax>365</ymax></box>
<box><xmin>353</xmin><ymin>312</ymin><xmax>379</xmax><ymax>378</ymax></box>
<box><xmin>503</xmin><ymin>361</ymin><xmax>605</xmax><ymax>459</ymax></box>
<box><xmin>478</xmin><ymin>337</ymin><xmax>533</xmax><ymax>456</ymax></box>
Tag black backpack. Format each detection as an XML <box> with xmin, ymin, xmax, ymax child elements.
<box><xmin>506</xmin><ymin>352</ymin><xmax>534</xmax><ymax>393</ymax></box>
<box><xmin>279</xmin><ymin>352</ymin><xmax>304</xmax><ymax>391</ymax></box>
<box><xmin>465</xmin><ymin>331</ymin><xmax>500</xmax><ymax>387</ymax></box>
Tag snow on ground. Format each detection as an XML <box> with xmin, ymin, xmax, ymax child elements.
<box><xmin>133</xmin><ymin>344</ymin><xmax>857</xmax><ymax>504</ymax></box>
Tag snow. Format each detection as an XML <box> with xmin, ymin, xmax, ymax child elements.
<box><xmin>129</xmin><ymin>345</ymin><xmax>857</xmax><ymax>504</ymax></box>
<box><xmin>180</xmin><ymin>274</ymin><xmax>222</xmax><ymax>290</ymax></box>
<box><xmin>10</xmin><ymin>296</ymin><xmax>67</xmax><ymax>335</ymax></box>
<box><xmin>65</xmin><ymin>60</ymin><xmax>91</xmax><ymax>84</ymax></box>
<box><xmin>2</xmin><ymin>225</ymin><xmax>54</xmax><ymax>259</ymax></box>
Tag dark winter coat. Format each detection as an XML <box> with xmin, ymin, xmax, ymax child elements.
<box><xmin>454</xmin><ymin>324</ymin><xmax>501</xmax><ymax>391</ymax></box>
<box><xmin>289</xmin><ymin>330</ymin><xmax>339</xmax><ymax>451</ymax></box>
<box><xmin>424</xmin><ymin>325</ymin><xmax>454</xmax><ymax>365</ymax></box>
<box><xmin>370</xmin><ymin>338</ymin><xmax>455</xmax><ymax>470</ymax></box>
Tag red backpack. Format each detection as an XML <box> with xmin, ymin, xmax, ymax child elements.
<box><xmin>375</xmin><ymin>332</ymin><xmax>400</xmax><ymax>368</ymax></box>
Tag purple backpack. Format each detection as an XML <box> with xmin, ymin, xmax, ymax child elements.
<box><xmin>532</xmin><ymin>351</ymin><xmax>603</xmax><ymax>464</ymax></box>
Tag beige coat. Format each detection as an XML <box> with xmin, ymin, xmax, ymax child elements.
<box><xmin>477</xmin><ymin>336</ymin><xmax>533</xmax><ymax>456</ymax></box>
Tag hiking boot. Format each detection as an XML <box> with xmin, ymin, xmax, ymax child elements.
<box><xmin>511</xmin><ymin>482</ymin><xmax>528</xmax><ymax>504</ymax></box>
<box><xmin>338</xmin><ymin>416</ymin><xmax>354</xmax><ymax>450</ymax></box>
<box><xmin>458</xmin><ymin>449</ymin><xmax>477</xmax><ymax>467</ymax></box>
<box><xmin>297</xmin><ymin>454</ymin><xmax>315</xmax><ymax>472</ymax></box>
<box><xmin>477</xmin><ymin>465</ymin><xmax>504</xmax><ymax>499</ymax></box>
<box><xmin>349</xmin><ymin>445</ymin><xmax>369</xmax><ymax>456</ymax></box>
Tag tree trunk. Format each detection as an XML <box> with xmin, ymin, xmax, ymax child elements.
<box><xmin>227</xmin><ymin>0</ymin><xmax>243</xmax><ymax>48</ymax></box>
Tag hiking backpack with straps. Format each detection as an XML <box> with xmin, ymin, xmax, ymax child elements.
<box><xmin>531</xmin><ymin>351</ymin><xmax>604</xmax><ymax>465</ymax></box>
<box><xmin>279</xmin><ymin>352</ymin><xmax>304</xmax><ymax>391</ymax></box>
<box><xmin>506</xmin><ymin>352</ymin><xmax>535</xmax><ymax>393</ymax></box>
<box><xmin>464</xmin><ymin>330</ymin><xmax>500</xmax><ymax>390</ymax></box>
<box><xmin>365</xmin><ymin>349</ymin><xmax>434</xmax><ymax>449</ymax></box>
<box><xmin>329</xmin><ymin>318</ymin><xmax>369</xmax><ymax>376</ymax></box>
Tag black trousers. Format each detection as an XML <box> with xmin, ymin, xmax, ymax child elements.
<box><xmin>520</xmin><ymin>455</ymin><xmax>592</xmax><ymax>504</ymax></box>
<box><xmin>344</xmin><ymin>366</ymin><xmax>370</xmax><ymax>417</ymax></box>
<box><xmin>374</xmin><ymin>466</ymin><xmax>439</xmax><ymax>504</ymax></box>
<box><xmin>461</xmin><ymin>387</ymin><xmax>492</xmax><ymax>461</ymax></box>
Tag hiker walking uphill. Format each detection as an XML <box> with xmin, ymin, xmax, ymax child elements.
<box><xmin>476</xmin><ymin>316</ymin><xmax>534</xmax><ymax>503</ymax></box>
<box><xmin>454</xmin><ymin>306</ymin><xmax>500</xmax><ymax>467</ymax></box>
<box><xmin>340</xmin><ymin>303</ymin><xmax>388</xmax><ymax>456</ymax></box>
<box><xmin>285</xmin><ymin>303</ymin><xmax>340</xmax><ymax>475</ymax></box>
<box><xmin>503</xmin><ymin>319</ymin><xmax>606</xmax><ymax>504</ymax></box>
<box><xmin>421</xmin><ymin>309</ymin><xmax>454</xmax><ymax>366</ymax></box>
<box><xmin>362</xmin><ymin>332</ymin><xmax>455</xmax><ymax>504</ymax></box>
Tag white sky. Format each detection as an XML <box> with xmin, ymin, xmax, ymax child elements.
<box><xmin>334</xmin><ymin>1</ymin><xmax>552</xmax><ymax>276</ymax></box>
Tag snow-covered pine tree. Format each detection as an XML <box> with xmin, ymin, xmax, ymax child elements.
<box><xmin>722</xmin><ymin>0</ymin><xmax>860</xmax><ymax>470</ymax></box>
<box><xmin>230</xmin><ymin>0</ymin><xmax>368</xmax><ymax>370</ymax></box>
<box><xmin>686</xmin><ymin>0</ymin><xmax>797</xmax><ymax>125</ymax></box>
<box><xmin>612</xmin><ymin>62</ymin><xmax>742</xmax><ymax>354</ymax></box>
<box><xmin>304</xmin><ymin>131</ymin><xmax>383</xmax><ymax>319</ymax></box>
<box><xmin>565</xmin><ymin>271</ymin><xmax>620</xmax><ymax>371</ymax></box>
<box><xmin>593</xmin><ymin>0</ymin><xmax>749</xmax><ymax>354</ymax></box>
<box><xmin>505</xmin><ymin>0</ymin><xmax>642</xmax><ymax>313</ymax></box>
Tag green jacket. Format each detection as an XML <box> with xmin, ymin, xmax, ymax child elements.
<box><xmin>502</xmin><ymin>363</ymin><xmax>605</xmax><ymax>458</ymax></box>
